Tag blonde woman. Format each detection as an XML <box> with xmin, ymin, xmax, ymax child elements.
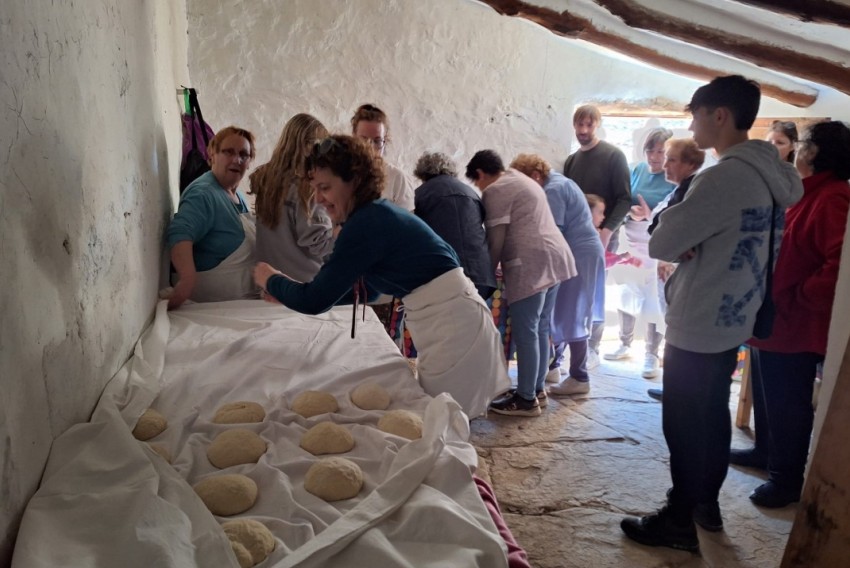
<box><xmin>250</xmin><ymin>114</ymin><xmax>334</xmax><ymax>283</ymax></box>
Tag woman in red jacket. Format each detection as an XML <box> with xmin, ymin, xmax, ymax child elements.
<box><xmin>738</xmin><ymin>121</ymin><xmax>850</xmax><ymax>508</ymax></box>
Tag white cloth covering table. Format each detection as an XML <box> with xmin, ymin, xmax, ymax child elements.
<box><xmin>13</xmin><ymin>300</ymin><xmax>509</xmax><ymax>568</ymax></box>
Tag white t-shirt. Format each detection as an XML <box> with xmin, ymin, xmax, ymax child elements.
<box><xmin>384</xmin><ymin>161</ymin><xmax>415</xmax><ymax>211</ymax></box>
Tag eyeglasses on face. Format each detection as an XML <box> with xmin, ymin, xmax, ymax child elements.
<box><xmin>359</xmin><ymin>136</ymin><xmax>385</xmax><ymax>150</ymax></box>
<box><xmin>218</xmin><ymin>148</ymin><xmax>252</xmax><ymax>161</ymax></box>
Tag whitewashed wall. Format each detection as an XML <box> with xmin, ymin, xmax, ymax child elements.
<box><xmin>0</xmin><ymin>0</ymin><xmax>189</xmax><ymax>562</ymax></box>
<box><xmin>186</xmin><ymin>0</ymin><xmax>850</xmax><ymax>179</ymax></box>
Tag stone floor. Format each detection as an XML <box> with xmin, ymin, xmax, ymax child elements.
<box><xmin>470</xmin><ymin>337</ymin><xmax>797</xmax><ymax>568</ymax></box>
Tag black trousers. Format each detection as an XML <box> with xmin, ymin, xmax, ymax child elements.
<box><xmin>751</xmin><ymin>348</ymin><xmax>823</xmax><ymax>492</ymax></box>
<box><xmin>663</xmin><ymin>343</ymin><xmax>738</xmax><ymax>516</ymax></box>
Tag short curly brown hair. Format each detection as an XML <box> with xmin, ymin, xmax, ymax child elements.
<box><xmin>509</xmin><ymin>153</ymin><xmax>551</xmax><ymax>179</ymax></box>
<box><xmin>307</xmin><ymin>135</ymin><xmax>385</xmax><ymax>210</ymax></box>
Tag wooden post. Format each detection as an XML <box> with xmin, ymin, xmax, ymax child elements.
<box><xmin>736</xmin><ymin>346</ymin><xmax>753</xmax><ymax>429</ymax></box>
<box><xmin>782</xmin><ymin>333</ymin><xmax>850</xmax><ymax>566</ymax></box>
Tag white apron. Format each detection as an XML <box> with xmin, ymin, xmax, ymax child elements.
<box><xmin>402</xmin><ymin>268</ymin><xmax>511</xmax><ymax>418</ymax></box>
<box><xmin>612</xmin><ymin>218</ymin><xmax>666</xmax><ymax>334</ymax></box>
<box><xmin>181</xmin><ymin>213</ymin><xmax>260</xmax><ymax>302</ymax></box>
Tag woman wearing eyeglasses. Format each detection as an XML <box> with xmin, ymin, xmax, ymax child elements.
<box><xmin>350</xmin><ymin>103</ymin><xmax>415</xmax><ymax>211</ymax></box>
<box><xmin>351</xmin><ymin>104</ymin><xmax>417</xmax><ymax>347</ymax></box>
<box><xmin>166</xmin><ymin>126</ymin><xmax>259</xmax><ymax>309</ymax></box>
<box><xmin>250</xmin><ymin>114</ymin><xmax>335</xmax><ymax>283</ymax></box>
<box><xmin>253</xmin><ymin>135</ymin><xmax>510</xmax><ymax>418</ymax></box>
<box><xmin>735</xmin><ymin>121</ymin><xmax>850</xmax><ymax>508</ymax></box>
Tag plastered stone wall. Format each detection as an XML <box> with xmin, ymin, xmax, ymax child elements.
<box><xmin>186</xmin><ymin>0</ymin><xmax>850</xmax><ymax>178</ymax></box>
<box><xmin>0</xmin><ymin>0</ymin><xmax>188</xmax><ymax>562</ymax></box>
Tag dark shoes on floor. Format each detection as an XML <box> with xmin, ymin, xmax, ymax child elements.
<box><xmin>729</xmin><ymin>447</ymin><xmax>768</xmax><ymax>470</ymax></box>
<box><xmin>621</xmin><ymin>506</ymin><xmax>700</xmax><ymax>553</ymax></box>
<box><xmin>489</xmin><ymin>391</ymin><xmax>541</xmax><ymax>417</ymax></box>
<box><xmin>647</xmin><ymin>388</ymin><xmax>663</xmax><ymax>402</ymax></box>
<box><xmin>694</xmin><ymin>501</ymin><xmax>723</xmax><ymax>532</ymax></box>
<box><xmin>749</xmin><ymin>481</ymin><xmax>800</xmax><ymax>508</ymax></box>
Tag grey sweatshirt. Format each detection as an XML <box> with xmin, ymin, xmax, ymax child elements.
<box><xmin>255</xmin><ymin>183</ymin><xmax>335</xmax><ymax>283</ymax></box>
<box><xmin>649</xmin><ymin>140</ymin><xmax>803</xmax><ymax>353</ymax></box>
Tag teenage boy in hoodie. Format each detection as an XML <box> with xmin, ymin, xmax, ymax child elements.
<box><xmin>620</xmin><ymin>75</ymin><xmax>803</xmax><ymax>553</ymax></box>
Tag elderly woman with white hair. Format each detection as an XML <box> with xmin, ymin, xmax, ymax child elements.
<box><xmin>413</xmin><ymin>151</ymin><xmax>496</xmax><ymax>299</ymax></box>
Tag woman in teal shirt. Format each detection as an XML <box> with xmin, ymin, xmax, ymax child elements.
<box><xmin>167</xmin><ymin>126</ymin><xmax>259</xmax><ymax>308</ymax></box>
<box><xmin>253</xmin><ymin>135</ymin><xmax>509</xmax><ymax>418</ymax></box>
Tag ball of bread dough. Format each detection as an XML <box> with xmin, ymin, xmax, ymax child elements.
<box><xmin>207</xmin><ymin>429</ymin><xmax>267</xmax><ymax>469</ymax></box>
<box><xmin>304</xmin><ymin>457</ymin><xmax>363</xmax><ymax>501</ymax></box>
<box><xmin>213</xmin><ymin>402</ymin><xmax>266</xmax><ymax>424</ymax></box>
<box><xmin>300</xmin><ymin>422</ymin><xmax>354</xmax><ymax>455</ymax></box>
<box><xmin>350</xmin><ymin>382</ymin><xmax>391</xmax><ymax>410</ymax></box>
<box><xmin>222</xmin><ymin>519</ymin><xmax>276</xmax><ymax>567</ymax></box>
<box><xmin>377</xmin><ymin>410</ymin><xmax>423</xmax><ymax>440</ymax></box>
<box><xmin>132</xmin><ymin>408</ymin><xmax>168</xmax><ymax>441</ymax></box>
<box><xmin>230</xmin><ymin>541</ymin><xmax>253</xmax><ymax>568</ymax></box>
<box><xmin>147</xmin><ymin>443</ymin><xmax>172</xmax><ymax>463</ymax></box>
<box><xmin>291</xmin><ymin>391</ymin><xmax>339</xmax><ymax>418</ymax></box>
<box><xmin>193</xmin><ymin>474</ymin><xmax>258</xmax><ymax>516</ymax></box>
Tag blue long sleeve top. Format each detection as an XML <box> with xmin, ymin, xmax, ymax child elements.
<box><xmin>630</xmin><ymin>162</ymin><xmax>676</xmax><ymax>210</ymax></box>
<box><xmin>266</xmin><ymin>199</ymin><xmax>460</xmax><ymax>315</ymax></box>
<box><xmin>544</xmin><ymin>171</ymin><xmax>601</xmax><ymax>254</ymax></box>
<box><xmin>166</xmin><ymin>171</ymin><xmax>249</xmax><ymax>271</ymax></box>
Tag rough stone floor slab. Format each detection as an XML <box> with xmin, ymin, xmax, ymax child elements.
<box><xmin>471</xmin><ymin>339</ymin><xmax>796</xmax><ymax>568</ymax></box>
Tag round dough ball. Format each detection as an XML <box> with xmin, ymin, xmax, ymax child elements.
<box><xmin>213</xmin><ymin>402</ymin><xmax>266</xmax><ymax>424</ymax></box>
<box><xmin>377</xmin><ymin>410</ymin><xmax>423</xmax><ymax>440</ymax></box>
<box><xmin>222</xmin><ymin>519</ymin><xmax>276</xmax><ymax>567</ymax></box>
<box><xmin>132</xmin><ymin>408</ymin><xmax>168</xmax><ymax>441</ymax></box>
<box><xmin>207</xmin><ymin>429</ymin><xmax>267</xmax><ymax>469</ymax></box>
<box><xmin>304</xmin><ymin>457</ymin><xmax>363</xmax><ymax>502</ymax></box>
<box><xmin>300</xmin><ymin>422</ymin><xmax>354</xmax><ymax>455</ymax></box>
<box><xmin>350</xmin><ymin>382</ymin><xmax>391</xmax><ymax>410</ymax></box>
<box><xmin>291</xmin><ymin>391</ymin><xmax>339</xmax><ymax>418</ymax></box>
<box><xmin>193</xmin><ymin>474</ymin><xmax>258</xmax><ymax>516</ymax></box>
<box><xmin>148</xmin><ymin>443</ymin><xmax>172</xmax><ymax>463</ymax></box>
<box><xmin>230</xmin><ymin>541</ymin><xmax>253</xmax><ymax>568</ymax></box>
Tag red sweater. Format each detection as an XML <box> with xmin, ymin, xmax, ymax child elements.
<box><xmin>750</xmin><ymin>171</ymin><xmax>850</xmax><ymax>355</ymax></box>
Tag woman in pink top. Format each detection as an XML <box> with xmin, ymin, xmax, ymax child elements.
<box><xmin>466</xmin><ymin>150</ymin><xmax>576</xmax><ymax>417</ymax></box>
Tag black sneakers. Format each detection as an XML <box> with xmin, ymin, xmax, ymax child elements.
<box><xmin>489</xmin><ymin>392</ymin><xmax>541</xmax><ymax>417</ymax></box>
<box><xmin>749</xmin><ymin>481</ymin><xmax>800</xmax><ymax>508</ymax></box>
<box><xmin>694</xmin><ymin>501</ymin><xmax>723</xmax><ymax>532</ymax></box>
<box><xmin>729</xmin><ymin>447</ymin><xmax>768</xmax><ymax>470</ymax></box>
<box><xmin>621</xmin><ymin>506</ymin><xmax>700</xmax><ymax>553</ymax></box>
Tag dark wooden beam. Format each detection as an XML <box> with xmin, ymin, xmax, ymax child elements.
<box><xmin>733</xmin><ymin>0</ymin><xmax>850</xmax><ymax>26</ymax></box>
<box><xmin>479</xmin><ymin>0</ymin><xmax>818</xmax><ymax>107</ymax></box>
<box><xmin>595</xmin><ymin>0</ymin><xmax>849</xmax><ymax>97</ymax></box>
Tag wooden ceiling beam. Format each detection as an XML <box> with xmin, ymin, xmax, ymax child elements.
<box><xmin>732</xmin><ymin>0</ymin><xmax>850</xmax><ymax>26</ymax></box>
<box><xmin>595</xmin><ymin>0</ymin><xmax>850</xmax><ymax>97</ymax></box>
<box><xmin>479</xmin><ymin>0</ymin><xmax>817</xmax><ymax>107</ymax></box>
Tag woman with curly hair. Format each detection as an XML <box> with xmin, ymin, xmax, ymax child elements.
<box><xmin>250</xmin><ymin>113</ymin><xmax>334</xmax><ymax>283</ymax></box>
<box><xmin>253</xmin><ymin>135</ymin><xmax>510</xmax><ymax>418</ymax></box>
<box><xmin>413</xmin><ymin>151</ymin><xmax>495</xmax><ymax>299</ymax></box>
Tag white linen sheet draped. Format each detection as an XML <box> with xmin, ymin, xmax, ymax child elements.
<box><xmin>13</xmin><ymin>300</ymin><xmax>509</xmax><ymax>568</ymax></box>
